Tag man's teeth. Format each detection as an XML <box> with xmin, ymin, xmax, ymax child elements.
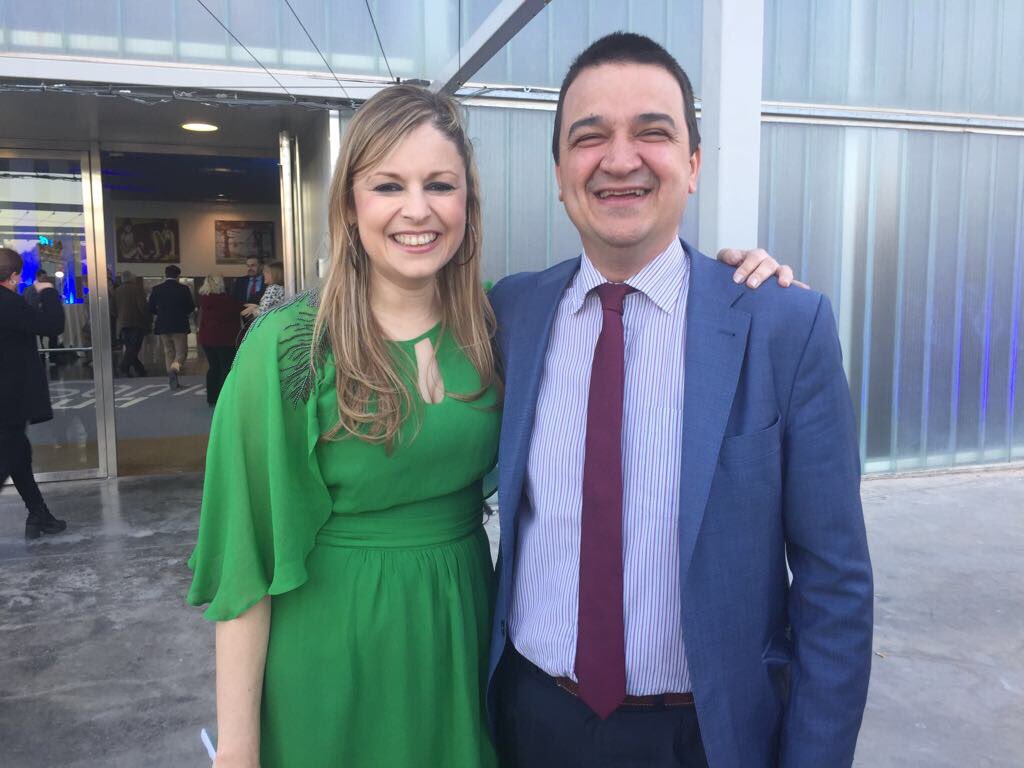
<box><xmin>596</xmin><ymin>189</ymin><xmax>647</xmax><ymax>199</ymax></box>
<box><xmin>393</xmin><ymin>233</ymin><xmax>438</xmax><ymax>246</ymax></box>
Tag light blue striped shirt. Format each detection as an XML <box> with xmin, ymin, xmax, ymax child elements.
<box><xmin>510</xmin><ymin>238</ymin><xmax>692</xmax><ymax>696</ymax></box>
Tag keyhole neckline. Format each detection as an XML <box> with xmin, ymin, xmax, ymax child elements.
<box><xmin>388</xmin><ymin>321</ymin><xmax>442</xmax><ymax>347</ymax></box>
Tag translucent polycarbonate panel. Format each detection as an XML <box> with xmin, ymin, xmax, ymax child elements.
<box><xmin>472</xmin><ymin>0</ymin><xmax>702</xmax><ymax>93</ymax></box>
<box><xmin>464</xmin><ymin>105</ymin><xmax>699</xmax><ymax>284</ymax></box>
<box><xmin>764</xmin><ymin>0</ymin><xmax>1024</xmax><ymax>117</ymax></box>
<box><xmin>759</xmin><ymin>122</ymin><xmax>1024</xmax><ymax>473</ymax></box>
<box><xmin>0</xmin><ymin>0</ymin><xmax>480</xmax><ymax>79</ymax></box>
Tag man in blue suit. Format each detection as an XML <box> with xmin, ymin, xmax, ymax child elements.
<box><xmin>487</xmin><ymin>33</ymin><xmax>873</xmax><ymax>767</ymax></box>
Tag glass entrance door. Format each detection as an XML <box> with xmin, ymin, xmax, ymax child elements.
<box><xmin>0</xmin><ymin>150</ymin><xmax>111</xmax><ymax>479</ymax></box>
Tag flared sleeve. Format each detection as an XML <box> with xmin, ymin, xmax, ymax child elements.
<box><xmin>186</xmin><ymin>294</ymin><xmax>333</xmax><ymax>621</ymax></box>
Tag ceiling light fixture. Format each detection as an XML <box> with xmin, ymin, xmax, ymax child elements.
<box><xmin>181</xmin><ymin>121</ymin><xmax>219</xmax><ymax>132</ymax></box>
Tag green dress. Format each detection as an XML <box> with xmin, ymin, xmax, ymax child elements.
<box><xmin>187</xmin><ymin>293</ymin><xmax>499</xmax><ymax>767</ymax></box>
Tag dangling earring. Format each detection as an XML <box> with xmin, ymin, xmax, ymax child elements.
<box><xmin>453</xmin><ymin>222</ymin><xmax>476</xmax><ymax>266</ymax></box>
<box><xmin>347</xmin><ymin>226</ymin><xmax>363</xmax><ymax>267</ymax></box>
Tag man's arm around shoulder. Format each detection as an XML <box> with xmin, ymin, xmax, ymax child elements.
<box><xmin>780</xmin><ymin>294</ymin><xmax>873</xmax><ymax>768</ymax></box>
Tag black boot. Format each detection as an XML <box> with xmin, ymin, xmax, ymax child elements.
<box><xmin>25</xmin><ymin>505</ymin><xmax>68</xmax><ymax>539</ymax></box>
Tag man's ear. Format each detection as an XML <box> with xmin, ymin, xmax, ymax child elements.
<box><xmin>688</xmin><ymin>147</ymin><xmax>702</xmax><ymax>195</ymax></box>
<box><xmin>554</xmin><ymin>163</ymin><xmax>564</xmax><ymax>202</ymax></box>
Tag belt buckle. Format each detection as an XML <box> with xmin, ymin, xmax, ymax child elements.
<box><xmin>554</xmin><ymin>678</ymin><xmax>577</xmax><ymax>696</ymax></box>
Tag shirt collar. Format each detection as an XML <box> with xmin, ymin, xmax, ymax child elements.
<box><xmin>568</xmin><ymin>238</ymin><xmax>687</xmax><ymax>315</ymax></box>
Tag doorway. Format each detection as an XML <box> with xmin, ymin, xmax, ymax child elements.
<box><xmin>99</xmin><ymin>150</ymin><xmax>282</xmax><ymax>475</ymax></box>
<box><xmin>1</xmin><ymin>89</ymin><xmax>332</xmax><ymax>480</ymax></box>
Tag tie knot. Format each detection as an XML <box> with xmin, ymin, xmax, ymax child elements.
<box><xmin>594</xmin><ymin>282</ymin><xmax>634</xmax><ymax>314</ymax></box>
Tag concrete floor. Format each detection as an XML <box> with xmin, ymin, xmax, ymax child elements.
<box><xmin>1</xmin><ymin>469</ymin><xmax>1022</xmax><ymax>767</ymax></box>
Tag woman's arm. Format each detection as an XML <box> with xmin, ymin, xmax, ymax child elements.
<box><xmin>213</xmin><ymin>596</ymin><xmax>271</xmax><ymax>767</ymax></box>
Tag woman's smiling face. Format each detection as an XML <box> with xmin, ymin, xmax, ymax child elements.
<box><xmin>351</xmin><ymin>122</ymin><xmax>468</xmax><ymax>292</ymax></box>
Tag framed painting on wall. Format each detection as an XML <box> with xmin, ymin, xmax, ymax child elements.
<box><xmin>215</xmin><ymin>220</ymin><xmax>275</xmax><ymax>265</ymax></box>
<box><xmin>115</xmin><ymin>218</ymin><xmax>180</xmax><ymax>263</ymax></box>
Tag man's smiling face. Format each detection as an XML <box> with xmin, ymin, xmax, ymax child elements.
<box><xmin>555</xmin><ymin>62</ymin><xmax>701</xmax><ymax>270</ymax></box>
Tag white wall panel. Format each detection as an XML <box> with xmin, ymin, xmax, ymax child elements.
<box><xmin>759</xmin><ymin>122</ymin><xmax>1024</xmax><ymax>472</ymax></box>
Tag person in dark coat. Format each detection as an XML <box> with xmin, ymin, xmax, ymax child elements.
<box><xmin>196</xmin><ymin>274</ymin><xmax>242</xmax><ymax>406</ymax></box>
<box><xmin>0</xmin><ymin>248</ymin><xmax>68</xmax><ymax>539</ymax></box>
<box><xmin>114</xmin><ymin>269</ymin><xmax>151</xmax><ymax>377</ymax></box>
<box><xmin>230</xmin><ymin>256</ymin><xmax>266</xmax><ymax>334</ymax></box>
<box><xmin>148</xmin><ymin>264</ymin><xmax>195</xmax><ymax>389</ymax></box>
<box><xmin>230</xmin><ymin>256</ymin><xmax>266</xmax><ymax>306</ymax></box>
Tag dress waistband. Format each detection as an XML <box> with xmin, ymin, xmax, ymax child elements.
<box><xmin>315</xmin><ymin>486</ymin><xmax>486</xmax><ymax>549</ymax></box>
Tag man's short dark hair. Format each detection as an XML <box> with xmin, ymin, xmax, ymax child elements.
<box><xmin>0</xmin><ymin>247</ymin><xmax>23</xmax><ymax>282</ymax></box>
<box><xmin>552</xmin><ymin>32</ymin><xmax>701</xmax><ymax>162</ymax></box>
<box><xmin>165</xmin><ymin>264</ymin><xmax>182</xmax><ymax>279</ymax></box>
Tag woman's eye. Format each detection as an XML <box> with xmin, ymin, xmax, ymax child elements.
<box><xmin>426</xmin><ymin>182</ymin><xmax>456</xmax><ymax>192</ymax></box>
<box><xmin>373</xmin><ymin>182</ymin><xmax>402</xmax><ymax>192</ymax></box>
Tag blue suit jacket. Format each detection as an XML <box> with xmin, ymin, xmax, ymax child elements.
<box><xmin>486</xmin><ymin>241</ymin><xmax>873</xmax><ymax>767</ymax></box>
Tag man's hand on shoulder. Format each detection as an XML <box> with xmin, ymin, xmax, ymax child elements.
<box><xmin>717</xmin><ymin>247</ymin><xmax>809</xmax><ymax>290</ymax></box>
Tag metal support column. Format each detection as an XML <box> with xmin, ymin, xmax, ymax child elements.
<box><xmin>87</xmin><ymin>142</ymin><xmax>118</xmax><ymax>477</ymax></box>
<box><xmin>279</xmin><ymin>130</ymin><xmax>298</xmax><ymax>297</ymax></box>
<box><xmin>698</xmin><ymin>0</ymin><xmax>765</xmax><ymax>254</ymax></box>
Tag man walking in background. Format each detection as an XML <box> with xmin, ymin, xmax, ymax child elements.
<box><xmin>148</xmin><ymin>264</ymin><xmax>194</xmax><ymax>390</ymax></box>
<box><xmin>114</xmin><ymin>269</ymin><xmax>150</xmax><ymax>378</ymax></box>
<box><xmin>0</xmin><ymin>248</ymin><xmax>68</xmax><ymax>539</ymax></box>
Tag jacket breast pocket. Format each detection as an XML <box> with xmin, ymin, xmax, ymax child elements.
<box><xmin>718</xmin><ymin>414</ymin><xmax>782</xmax><ymax>466</ymax></box>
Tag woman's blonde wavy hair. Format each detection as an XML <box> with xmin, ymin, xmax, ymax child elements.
<box><xmin>312</xmin><ymin>85</ymin><xmax>498</xmax><ymax>448</ymax></box>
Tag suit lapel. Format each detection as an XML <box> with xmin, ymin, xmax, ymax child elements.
<box><xmin>679</xmin><ymin>244</ymin><xmax>750</xmax><ymax>581</ymax></box>
<box><xmin>499</xmin><ymin>260</ymin><xmax>579</xmax><ymax>537</ymax></box>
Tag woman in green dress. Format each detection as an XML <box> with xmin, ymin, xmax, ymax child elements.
<box><xmin>187</xmin><ymin>85</ymin><xmax>501</xmax><ymax>767</ymax></box>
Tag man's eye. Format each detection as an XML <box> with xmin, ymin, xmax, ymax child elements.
<box><xmin>426</xmin><ymin>182</ymin><xmax>456</xmax><ymax>192</ymax></box>
<box><xmin>639</xmin><ymin>129</ymin><xmax>670</xmax><ymax>140</ymax></box>
<box><xmin>373</xmin><ymin>182</ymin><xmax>402</xmax><ymax>192</ymax></box>
<box><xmin>575</xmin><ymin>134</ymin><xmax>604</xmax><ymax>146</ymax></box>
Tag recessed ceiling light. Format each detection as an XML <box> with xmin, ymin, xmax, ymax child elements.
<box><xmin>181</xmin><ymin>122</ymin><xmax>219</xmax><ymax>132</ymax></box>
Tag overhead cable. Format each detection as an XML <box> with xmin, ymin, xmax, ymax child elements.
<box><xmin>193</xmin><ymin>0</ymin><xmax>296</xmax><ymax>101</ymax></box>
<box><xmin>281</xmin><ymin>0</ymin><xmax>354</xmax><ymax>104</ymax></box>
<box><xmin>363</xmin><ymin>0</ymin><xmax>396</xmax><ymax>81</ymax></box>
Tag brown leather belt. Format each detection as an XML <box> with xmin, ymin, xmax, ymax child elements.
<box><xmin>517</xmin><ymin>651</ymin><xmax>695</xmax><ymax>708</ymax></box>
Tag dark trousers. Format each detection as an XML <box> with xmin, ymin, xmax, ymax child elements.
<box><xmin>119</xmin><ymin>327</ymin><xmax>147</xmax><ymax>376</ymax></box>
<box><xmin>0</xmin><ymin>423</ymin><xmax>46</xmax><ymax>513</ymax></box>
<box><xmin>202</xmin><ymin>345</ymin><xmax>236</xmax><ymax>405</ymax></box>
<box><xmin>498</xmin><ymin>648</ymin><xmax>708</xmax><ymax>768</ymax></box>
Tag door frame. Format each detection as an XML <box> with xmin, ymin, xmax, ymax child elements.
<box><xmin>0</xmin><ymin>144</ymin><xmax>114</xmax><ymax>481</ymax></box>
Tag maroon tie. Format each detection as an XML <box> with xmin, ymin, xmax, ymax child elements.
<box><xmin>576</xmin><ymin>282</ymin><xmax>634</xmax><ymax>719</ymax></box>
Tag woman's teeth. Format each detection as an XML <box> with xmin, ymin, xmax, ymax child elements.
<box><xmin>392</xmin><ymin>233</ymin><xmax>439</xmax><ymax>246</ymax></box>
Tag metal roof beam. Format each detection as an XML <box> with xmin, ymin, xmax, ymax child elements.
<box><xmin>429</xmin><ymin>0</ymin><xmax>550</xmax><ymax>95</ymax></box>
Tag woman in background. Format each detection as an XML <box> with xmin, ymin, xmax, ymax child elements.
<box><xmin>196</xmin><ymin>274</ymin><xmax>242</xmax><ymax>406</ymax></box>
<box><xmin>241</xmin><ymin>260</ymin><xmax>285</xmax><ymax>320</ymax></box>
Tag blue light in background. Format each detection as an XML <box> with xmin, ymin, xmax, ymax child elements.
<box><xmin>17</xmin><ymin>249</ymin><xmax>39</xmax><ymax>293</ymax></box>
